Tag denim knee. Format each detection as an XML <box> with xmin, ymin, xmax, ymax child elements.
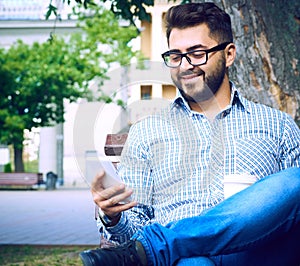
<box><xmin>176</xmin><ymin>256</ymin><xmax>216</xmax><ymax>266</ymax></box>
<box><xmin>262</xmin><ymin>167</ymin><xmax>300</xmax><ymax>187</ymax></box>
<box><xmin>276</xmin><ymin>167</ymin><xmax>300</xmax><ymax>186</ymax></box>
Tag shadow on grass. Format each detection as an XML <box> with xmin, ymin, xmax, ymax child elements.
<box><xmin>0</xmin><ymin>244</ymin><xmax>98</xmax><ymax>266</ymax></box>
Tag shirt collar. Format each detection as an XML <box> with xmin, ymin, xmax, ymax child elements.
<box><xmin>171</xmin><ymin>82</ymin><xmax>250</xmax><ymax>114</ymax></box>
<box><xmin>230</xmin><ymin>83</ymin><xmax>251</xmax><ymax>113</ymax></box>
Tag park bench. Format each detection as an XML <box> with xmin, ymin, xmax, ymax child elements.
<box><xmin>0</xmin><ymin>172</ymin><xmax>44</xmax><ymax>189</ymax></box>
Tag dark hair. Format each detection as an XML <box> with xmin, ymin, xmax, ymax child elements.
<box><xmin>165</xmin><ymin>2</ymin><xmax>233</xmax><ymax>45</ymax></box>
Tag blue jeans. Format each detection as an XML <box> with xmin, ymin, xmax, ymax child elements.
<box><xmin>133</xmin><ymin>168</ymin><xmax>300</xmax><ymax>266</ymax></box>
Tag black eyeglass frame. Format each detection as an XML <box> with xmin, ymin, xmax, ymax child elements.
<box><xmin>161</xmin><ymin>42</ymin><xmax>231</xmax><ymax>68</ymax></box>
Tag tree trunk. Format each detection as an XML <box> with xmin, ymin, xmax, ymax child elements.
<box><xmin>194</xmin><ymin>0</ymin><xmax>300</xmax><ymax>125</ymax></box>
<box><xmin>14</xmin><ymin>146</ymin><xmax>24</xmax><ymax>172</ymax></box>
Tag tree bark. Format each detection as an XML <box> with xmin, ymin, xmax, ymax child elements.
<box><xmin>194</xmin><ymin>0</ymin><xmax>300</xmax><ymax>125</ymax></box>
<box><xmin>14</xmin><ymin>146</ymin><xmax>24</xmax><ymax>172</ymax></box>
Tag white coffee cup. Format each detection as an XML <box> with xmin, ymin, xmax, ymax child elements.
<box><xmin>223</xmin><ymin>174</ymin><xmax>257</xmax><ymax>199</ymax></box>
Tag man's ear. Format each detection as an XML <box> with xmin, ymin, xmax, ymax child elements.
<box><xmin>225</xmin><ymin>43</ymin><xmax>236</xmax><ymax>67</ymax></box>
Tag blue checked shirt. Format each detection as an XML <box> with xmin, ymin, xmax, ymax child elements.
<box><xmin>98</xmin><ymin>84</ymin><xmax>300</xmax><ymax>244</ymax></box>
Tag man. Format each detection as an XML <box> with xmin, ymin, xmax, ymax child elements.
<box><xmin>80</xmin><ymin>2</ymin><xmax>300</xmax><ymax>265</ymax></box>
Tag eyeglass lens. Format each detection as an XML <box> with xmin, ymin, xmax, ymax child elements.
<box><xmin>165</xmin><ymin>51</ymin><xmax>207</xmax><ymax>67</ymax></box>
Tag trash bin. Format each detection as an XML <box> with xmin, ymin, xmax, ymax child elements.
<box><xmin>46</xmin><ymin>171</ymin><xmax>57</xmax><ymax>190</ymax></box>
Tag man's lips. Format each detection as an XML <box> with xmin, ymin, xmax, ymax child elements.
<box><xmin>180</xmin><ymin>72</ymin><xmax>204</xmax><ymax>83</ymax></box>
<box><xmin>181</xmin><ymin>73</ymin><xmax>199</xmax><ymax>80</ymax></box>
<box><xmin>179</xmin><ymin>70</ymin><xmax>205</xmax><ymax>81</ymax></box>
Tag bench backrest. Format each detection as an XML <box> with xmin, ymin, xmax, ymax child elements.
<box><xmin>104</xmin><ymin>133</ymin><xmax>128</xmax><ymax>157</ymax></box>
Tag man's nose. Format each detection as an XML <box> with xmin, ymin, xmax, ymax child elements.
<box><xmin>180</xmin><ymin>56</ymin><xmax>193</xmax><ymax>69</ymax></box>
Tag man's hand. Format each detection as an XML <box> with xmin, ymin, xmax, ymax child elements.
<box><xmin>91</xmin><ymin>171</ymin><xmax>137</xmax><ymax>221</ymax></box>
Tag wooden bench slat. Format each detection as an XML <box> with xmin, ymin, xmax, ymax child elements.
<box><xmin>104</xmin><ymin>133</ymin><xmax>128</xmax><ymax>156</ymax></box>
<box><xmin>0</xmin><ymin>173</ymin><xmax>44</xmax><ymax>187</ymax></box>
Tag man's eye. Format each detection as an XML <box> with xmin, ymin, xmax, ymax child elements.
<box><xmin>190</xmin><ymin>51</ymin><xmax>205</xmax><ymax>59</ymax></box>
<box><xmin>169</xmin><ymin>54</ymin><xmax>182</xmax><ymax>62</ymax></box>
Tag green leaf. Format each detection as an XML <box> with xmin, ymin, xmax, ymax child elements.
<box><xmin>45</xmin><ymin>4</ymin><xmax>57</xmax><ymax>19</ymax></box>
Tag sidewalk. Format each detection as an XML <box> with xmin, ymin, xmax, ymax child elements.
<box><xmin>0</xmin><ymin>188</ymin><xmax>100</xmax><ymax>245</ymax></box>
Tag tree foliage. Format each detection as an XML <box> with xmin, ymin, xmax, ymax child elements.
<box><xmin>74</xmin><ymin>5</ymin><xmax>139</xmax><ymax>67</ymax></box>
<box><xmin>73</xmin><ymin>5</ymin><xmax>141</xmax><ymax>104</ymax></box>
<box><xmin>0</xmin><ymin>6</ymin><xmax>140</xmax><ymax>171</ymax></box>
<box><xmin>47</xmin><ymin>0</ymin><xmax>155</xmax><ymax>27</ymax></box>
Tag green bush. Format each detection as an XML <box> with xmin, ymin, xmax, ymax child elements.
<box><xmin>4</xmin><ymin>163</ymin><xmax>12</xmax><ymax>172</ymax></box>
<box><xmin>24</xmin><ymin>160</ymin><xmax>38</xmax><ymax>172</ymax></box>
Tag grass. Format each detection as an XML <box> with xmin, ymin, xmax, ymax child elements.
<box><xmin>0</xmin><ymin>245</ymin><xmax>98</xmax><ymax>266</ymax></box>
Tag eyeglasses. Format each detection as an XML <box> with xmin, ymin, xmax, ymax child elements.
<box><xmin>161</xmin><ymin>42</ymin><xmax>231</xmax><ymax>68</ymax></box>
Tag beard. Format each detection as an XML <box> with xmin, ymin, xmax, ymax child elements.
<box><xmin>172</xmin><ymin>56</ymin><xmax>226</xmax><ymax>103</ymax></box>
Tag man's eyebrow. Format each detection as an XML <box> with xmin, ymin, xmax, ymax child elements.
<box><xmin>168</xmin><ymin>49</ymin><xmax>181</xmax><ymax>53</ymax></box>
<box><xmin>186</xmin><ymin>44</ymin><xmax>208</xmax><ymax>52</ymax></box>
<box><xmin>168</xmin><ymin>44</ymin><xmax>208</xmax><ymax>53</ymax></box>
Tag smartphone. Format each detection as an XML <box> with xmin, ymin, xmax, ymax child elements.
<box><xmin>100</xmin><ymin>159</ymin><xmax>132</xmax><ymax>203</ymax></box>
<box><xmin>100</xmin><ymin>159</ymin><xmax>123</xmax><ymax>188</ymax></box>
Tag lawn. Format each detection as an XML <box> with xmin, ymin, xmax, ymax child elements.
<box><xmin>0</xmin><ymin>245</ymin><xmax>98</xmax><ymax>266</ymax></box>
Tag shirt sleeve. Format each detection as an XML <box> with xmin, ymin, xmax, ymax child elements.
<box><xmin>97</xmin><ymin>203</ymin><xmax>154</xmax><ymax>244</ymax></box>
<box><xmin>97</xmin><ymin>121</ymin><xmax>155</xmax><ymax>244</ymax></box>
<box><xmin>279</xmin><ymin>114</ymin><xmax>300</xmax><ymax>169</ymax></box>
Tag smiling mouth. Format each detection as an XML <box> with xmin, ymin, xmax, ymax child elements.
<box><xmin>181</xmin><ymin>73</ymin><xmax>204</xmax><ymax>84</ymax></box>
<box><xmin>181</xmin><ymin>73</ymin><xmax>199</xmax><ymax>80</ymax></box>
<box><xmin>180</xmin><ymin>70</ymin><xmax>205</xmax><ymax>81</ymax></box>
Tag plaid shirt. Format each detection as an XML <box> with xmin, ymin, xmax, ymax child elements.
<box><xmin>98</xmin><ymin>84</ymin><xmax>300</xmax><ymax>243</ymax></box>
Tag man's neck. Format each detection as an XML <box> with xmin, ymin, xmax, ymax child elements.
<box><xmin>189</xmin><ymin>79</ymin><xmax>231</xmax><ymax>121</ymax></box>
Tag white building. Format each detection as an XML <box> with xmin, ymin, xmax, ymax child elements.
<box><xmin>0</xmin><ymin>0</ymin><xmax>179</xmax><ymax>187</ymax></box>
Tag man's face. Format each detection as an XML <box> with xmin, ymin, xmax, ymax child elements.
<box><xmin>168</xmin><ymin>24</ymin><xmax>226</xmax><ymax>103</ymax></box>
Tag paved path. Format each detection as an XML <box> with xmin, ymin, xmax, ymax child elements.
<box><xmin>0</xmin><ymin>189</ymin><xmax>100</xmax><ymax>245</ymax></box>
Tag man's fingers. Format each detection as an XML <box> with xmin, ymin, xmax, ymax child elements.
<box><xmin>91</xmin><ymin>170</ymin><xmax>105</xmax><ymax>192</ymax></box>
<box><xmin>90</xmin><ymin>173</ymin><xmax>137</xmax><ymax>218</ymax></box>
<box><xmin>100</xmin><ymin>199</ymin><xmax>137</xmax><ymax>218</ymax></box>
<box><xmin>92</xmin><ymin>183</ymin><xmax>124</xmax><ymax>200</ymax></box>
<box><xmin>94</xmin><ymin>184</ymin><xmax>133</xmax><ymax>204</ymax></box>
<box><xmin>93</xmin><ymin>184</ymin><xmax>137</xmax><ymax>217</ymax></box>
<box><xmin>105</xmin><ymin>186</ymin><xmax>134</xmax><ymax>206</ymax></box>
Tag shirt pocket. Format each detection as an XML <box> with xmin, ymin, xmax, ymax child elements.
<box><xmin>227</xmin><ymin>136</ymin><xmax>279</xmax><ymax>178</ymax></box>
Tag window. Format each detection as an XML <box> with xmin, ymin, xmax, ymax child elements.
<box><xmin>140</xmin><ymin>19</ymin><xmax>152</xmax><ymax>59</ymax></box>
<box><xmin>141</xmin><ymin>85</ymin><xmax>152</xmax><ymax>99</ymax></box>
<box><xmin>162</xmin><ymin>85</ymin><xmax>176</xmax><ymax>100</ymax></box>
